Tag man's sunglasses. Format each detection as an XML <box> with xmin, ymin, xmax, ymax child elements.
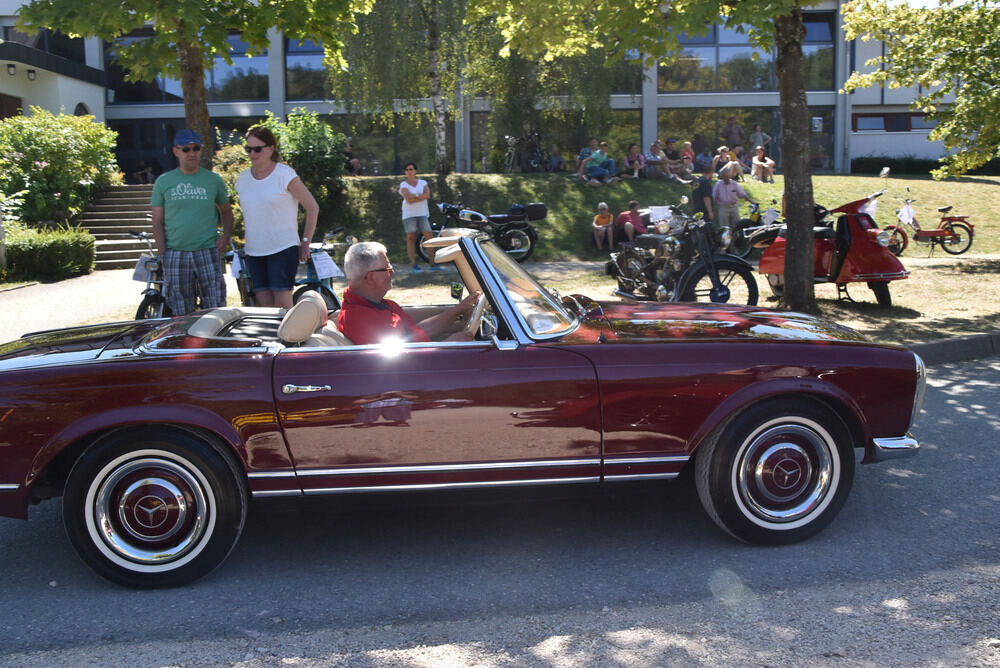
<box><xmin>179</xmin><ymin>145</ymin><xmax>202</xmax><ymax>153</ymax></box>
<box><xmin>245</xmin><ymin>145</ymin><xmax>268</xmax><ymax>154</ymax></box>
<box><xmin>367</xmin><ymin>266</ymin><xmax>394</xmax><ymax>276</ymax></box>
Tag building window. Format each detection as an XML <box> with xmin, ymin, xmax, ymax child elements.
<box><xmin>853</xmin><ymin>114</ymin><xmax>925</xmax><ymax>132</ymax></box>
<box><xmin>286</xmin><ymin>39</ymin><xmax>328</xmax><ymax>100</ymax></box>
<box><xmin>3</xmin><ymin>27</ymin><xmax>85</xmax><ymax>61</ymax></box>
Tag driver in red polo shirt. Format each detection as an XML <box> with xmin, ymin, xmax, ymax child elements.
<box><xmin>337</xmin><ymin>241</ymin><xmax>479</xmax><ymax>344</ymax></box>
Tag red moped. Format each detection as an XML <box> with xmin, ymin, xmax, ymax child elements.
<box><xmin>884</xmin><ymin>189</ymin><xmax>975</xmax><ymax>256</ymax></box>
<box><xmin>754</xmin><ymin>190</ymin><xmax>908</xmax><ymax>308</ymax></box>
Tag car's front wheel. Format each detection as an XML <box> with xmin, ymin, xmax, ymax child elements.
<box><xmin>695</xmin><ymin>398</ymin><xmax>855</xmax><ymax>544</ymax></box>
<box><xmin>63</xmin><ymin>429</ymin><xmax>247</xmax><ymax>588</ymax></box>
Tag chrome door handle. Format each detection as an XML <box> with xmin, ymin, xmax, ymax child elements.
<box><xmin>282</xmin><ymin>384</ymin><xmax>332</xmax><ymax>395</ymax></box>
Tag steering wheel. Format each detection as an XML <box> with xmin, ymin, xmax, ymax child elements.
<box><xmin>464</xmin><ymin>293</ymin><xmax>488</xmax><ymax>336</ymax></box>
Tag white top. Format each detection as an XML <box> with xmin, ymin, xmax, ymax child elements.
<box><xmin>399</xmin><ymin>179</ymin><xmax>429</xmax><ymax>219</ymax></box>
<box><xmin>236</xmin><ymin>162</ymin><xmax>302</xmax><ymax>256</ymax></box>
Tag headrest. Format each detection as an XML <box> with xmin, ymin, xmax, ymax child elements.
<box><xmin>278</xmin><ymin>296</ymin><xmax>326</xmax><ymax>344</ymax></box>
<box><xmin>294</xmin><ymin>290</ymin><xmax>329</xmax><ymax>326</ymax></box>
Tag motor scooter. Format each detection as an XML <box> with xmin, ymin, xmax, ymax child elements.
<box><xmin>753</xmin><ymin>190</ymin><xmax>908</xmax><ymax>308</ymax></box>
<box><xmin>884</xmin><ymin>188</ymin><xmax>975</xmax><ymax>256</ymax></box>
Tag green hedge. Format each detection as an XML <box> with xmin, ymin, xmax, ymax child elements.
<box><xmin>852</xmin><ymin>155</ymin><xmax>1000</xmax><ymax>176</ymax></box>
<box><xmin>4</xmin><ymin>226</ymin><xmax>95</xmax><ymax>281</ymax></box>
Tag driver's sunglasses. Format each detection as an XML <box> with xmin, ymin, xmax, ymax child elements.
<box><xmin>245</xmin><ymin>145</ymin><xmax>268</xmax><ymax>153</ymax></box>
<box><xmin>179</xmin><ymin>145</ymin><xmax>202</xmax><ymax>153</ymax></box>
<box><xmin>367</xmin><ymin>265</ymin><xmax>394</xmax><ymax>276</ymax></box>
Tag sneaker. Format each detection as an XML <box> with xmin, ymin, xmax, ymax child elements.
<box><xmin>411</xmin><ymin>264</ymin><xmax>422</xmax><ymax>273</ymax></box>
<box><xmin>429</xmin><ymin>264</ymin><xmax>443</xmax><ymax>271</ymax></box>
<box><xmin>606</xmin><ymin>176</ymin><xmax>621</xmax><ymax>184</ymax></box>
<box><xmin>588</xmin><ymin>179</ymin><xmax>602</xmax><ymax>186</ymax></box>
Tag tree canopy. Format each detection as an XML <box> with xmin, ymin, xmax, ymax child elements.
<box><xmin>18</xmin><ymin>0</ymin><xmax>372</xmax><ymax>165</ymax></box>
<box><xmin>842</xmin><ymin>0</ymin><xmax>1000</xmax><ymax>178</ymax></box>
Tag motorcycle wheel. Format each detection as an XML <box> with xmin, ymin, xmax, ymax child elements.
<box><xmin>135</xmin><ymin>294</ymin><xmax>171</xmax><ymax>320</ymax></box>
<box><xmin>940</xmin><ymin>222</ymin><xmax>973</xmax><ymax>255</ymax></box>
<box><xmin>681</xmin><ymin>260</ymin><xmax>759</xmax><ymax>306</ymax></box>
<box><xmin>869</xmin><ymin>281</ymin><xmax>892</xmax><ymax>308</ymax></box>
<box><xmin>884</xmin><ymin>225</ymin><xmax>908</xmax><ymax>256</ymax></box>
<box><xmin>765</xmin><ymin>274</ymin><xmax>785</xmax><ymax>298</ymax></box>
<box><xmin>293</xmin><ymin>284</ymin><xmax>340</xmax><ymax>311</ymax></box>
<box><xmin>497</xmin><ymin>228</ymin><xmax>535</xmax><ymax>262</ymax></box>
<box><xmin>729</xmin><ymin>219</ymin><xmax>754</xmax><ymax>258</ymax></box>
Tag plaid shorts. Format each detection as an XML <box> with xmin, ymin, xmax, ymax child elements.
<box><xmin>163</xmin><ymin>247</ymin><xmax>226</xmax><ymax>315</ymax></box>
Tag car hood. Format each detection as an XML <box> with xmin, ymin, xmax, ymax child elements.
<box><xmin>565</xmin><ymin>298</ymin><xmax>870</xmax><ymax>344</ymax></box>
<box><xmin>0</xmin><ymin>320</ymin><xmax>158</xmax><ymax>370</ymax></box>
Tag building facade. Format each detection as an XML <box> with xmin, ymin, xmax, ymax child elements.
<box><xmin>1</xmin><ymin>0</ymin><xmax>946</xmax><ymax>178</ymax></box>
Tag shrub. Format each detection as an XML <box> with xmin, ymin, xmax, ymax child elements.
<box><xmin>0</xmin><ymin>108</ymin><xmax>120</xmax><ymax>222</ymax></box>
<box><xmin>5</xmin><ymin>225</ymin><xmax>96</xmax><ymax>281</ymax></box>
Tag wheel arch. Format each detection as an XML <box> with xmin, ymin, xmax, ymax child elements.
<box><xmin>29</xmin><ymin>413</ymin><xmax>250</xmax><ymax>508</ymax></box>
<box><xmin>688</xmin><ymin>382</ymin><xmax>866</xmax><ymax>465</ymax></box>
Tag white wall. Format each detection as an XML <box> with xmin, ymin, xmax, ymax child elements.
<box><xmin>2</xmin><ymin>69</ymin><xmax>105</xmax><ymax>121</ymax></box>
<box><xmin>849</xmin><ymin>130</ymin><xmax>945</xmax><ymax>161</ymax></box>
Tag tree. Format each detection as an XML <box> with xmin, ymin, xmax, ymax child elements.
<box><xmin>842</xmin><ymin>0</ymin><xmax>1000</xmax><ymax>178</ymax></box>
<box><xmin>470</xmin><ymin>0</ymin><xmax>821</xmax><ymax>312</ymax></box>
<box><xmin>18</xmin><ymin>0</ymin><xmax>372</xmax><ymax>167</ymax></box>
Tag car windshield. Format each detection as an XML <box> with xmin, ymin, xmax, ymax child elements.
<box><xmin>479</xmin><ymin>241</ymin><xmax>576</xmax><ymax>337</ymax></box>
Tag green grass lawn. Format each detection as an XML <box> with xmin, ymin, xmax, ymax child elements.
<box><xmin>344</xmin><ymin>172</ymin><xmax>1000</xmax><ymax>264</ymax></box>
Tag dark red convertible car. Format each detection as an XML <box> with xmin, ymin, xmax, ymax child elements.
<box><xmin>0</xmin><ymin>232</ymin><xmax>925</xmax><ymax>588</ymax></box>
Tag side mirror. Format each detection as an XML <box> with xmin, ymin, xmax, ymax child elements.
<box><xmin>680</xmin><ymin>195</ymin><xmax>689</xmax><ymax>205</ymax></box>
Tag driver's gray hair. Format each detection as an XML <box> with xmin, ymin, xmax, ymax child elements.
<box><xmin>344</xmin><ymin>241</ymin><xmax>387</xmax><ymax>282</ymax></box>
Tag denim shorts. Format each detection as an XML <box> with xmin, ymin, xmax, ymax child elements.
<box><xmin>403</xmin><ymin>216</ymin><xmax>431</xmax><ymax>234</ymax></box>
<box><xmin>246</xmin><ymin>245</ymin><xmax>299</xmax><ymax>292</ymax></box>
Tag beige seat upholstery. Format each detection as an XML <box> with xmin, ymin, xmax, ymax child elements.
<box><xmin>188</xmin><ymin>307</ymin><xmax>245</xmax><ymax>338</ymax></box>
<box><xmin>306</xmin><ymin>322</ymin><xmax>354</xmax><ymax>347</ymax></box>
<box><xmin>278</xmin><ymin>293</ymin><xmax>327</xmax><ymax>344</ymax></box>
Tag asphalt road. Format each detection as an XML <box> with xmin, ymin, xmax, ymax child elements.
<box><xmin>0</xmin><ymin>359</ymin><xmax>998</xmax><ymax>667</ymax></box>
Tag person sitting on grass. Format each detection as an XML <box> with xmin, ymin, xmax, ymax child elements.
<box><xmin>592</xmin><ymin>201</ymin><xmax>614</xmax><ymax>249</ymax></box>
<box><xmin>614</xmin><ymin>200</ymin><xmax>648</xmax><ymax>244</ymax></box>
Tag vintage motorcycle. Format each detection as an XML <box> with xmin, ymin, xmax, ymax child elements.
<box><xmin>730</xmin><ymin>200</ymin><xmax>781</xmax><ymax>258</ymax></box>
<box><xmin>752</xmin><ymin>189</ymin><xmax>907</xmax><ymax>308</ymax></box>
<box><xmin>608</xmin><ymin>198</ymin><xmax>759</xmax><ymax>305</ymax></box>
<box><xmin>418</xmin><ymin>201</ymin><xmax>545</xmax><ymax>263</ymax></box>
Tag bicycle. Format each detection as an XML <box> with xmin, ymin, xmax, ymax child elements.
<box><xmin>228</xmin><ymin>227</ymin><xmax>356</xmax><ymax>310</ymax></box>
<box><xmin>129</xmin><ymin>230</ymin><xmax>172</xmax><ymax>320</ymax></box>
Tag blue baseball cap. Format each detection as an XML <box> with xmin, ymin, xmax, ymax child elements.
<box><xmin>173</xmin><ymin>129</ymin><xmax>201</xmax><ymax>146</ymax></box>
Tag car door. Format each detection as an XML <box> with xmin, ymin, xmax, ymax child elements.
<box><xmin>273</xmin><ymin>342</ymin><xmax>601</xmax><ymax>494</ymax></box>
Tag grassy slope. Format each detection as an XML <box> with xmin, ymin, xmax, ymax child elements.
<box><xmin>344</xmin><ymin>172</ymin><xmax>1000</xmax><ymax>264</ymax></box>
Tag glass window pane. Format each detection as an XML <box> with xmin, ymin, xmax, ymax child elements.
<box><xmin>856</xmin><ymin>116</ymin><xmax>885</xmax><ymax>131</ymax></box>
<box><xmin>718</xmin><ymin>46</ymin><xmax>774</xmax><ymax>91</ymax></box>
<box><xmin>209</xmin><ymin>56</ymin><xmax>268</xmax><ymax>101</ymax></box>
<box><xmin>677</xmin><ymin>28</ymin><xmax>714</xmax><ymax>44</ymax></box>
<box><xmin>803</xmin><ymin>44</ymin><xmax>834</xmax><ymax>90</ymax></box>
<box><xmin>718</xmin><ymin>25</ymin><xmax>751</xmax><ymax>44</ymax></box>
<box><xmin>659</xmin><ymin>47</ymin><xmax>715</xmax><ymax>91</ymax></box>
<box><xmin>286</xmin><ymin>54</ymin><xmax>329</xmax><ymax>100</ymax></box>
<box><xmin>910</xmin><ymin>115</ymin><xmax>936</xmax><ymax>130</ymax></box>
<box><xmin>803</xmin><ymin>14</ymin><xmax>834</xmax><ymax>42</ymax></box>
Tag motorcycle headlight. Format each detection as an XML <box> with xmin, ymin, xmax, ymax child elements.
<box><xmin>144</xmin><ymin>259</ymin><xmax>160</xmax><ymax>272</ymax></box>
<box><xmin>875</xmin><ymin>230</ymin><xmax>890</xmax><ymax>247</ymax></box>
<box><xmin>719</xmin><ymin>227</ymin><xmax>732</xmax><ymax>249</ymax></box>
<box><xmin>656</xmin><ymin>237</ymin><xmax>681</xmax><ymax>258</ymax></box>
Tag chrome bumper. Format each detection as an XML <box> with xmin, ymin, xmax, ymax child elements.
<box><xmin>868</xmin><ymin>434</ymin><xmax>920</xmax><ymax>462</ymax></box>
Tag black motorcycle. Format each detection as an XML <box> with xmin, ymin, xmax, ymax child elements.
<box><xmin>608</xmin><ymin>200</ymin><xmax>759</xmax><ymax>305</ymax></box>
<box><xmin>418</xmin><ymin>202</ymin><xmax>545</xmax><ymax>263</ymax></box>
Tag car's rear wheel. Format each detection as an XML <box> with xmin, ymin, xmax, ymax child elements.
<box><xmin>63</xmin><ymin>429</ymin><xmax>247</xmax><ymax>588</ymax></box>
<box><xmin>695</xmin><ymin>398</ymin><xmax>855</xmax><ymax>544</ymax></box>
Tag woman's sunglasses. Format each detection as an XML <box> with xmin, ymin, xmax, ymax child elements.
<box><xmin>245</xmin><ymin>145</ymin><xmax>268</xmax><ymax>153</ymax></box>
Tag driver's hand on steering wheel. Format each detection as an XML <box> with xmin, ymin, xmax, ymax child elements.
<box><xmin>456</xmin><ymin>291</ymin><xmax>482</xmax><ymax>317</ymax></box>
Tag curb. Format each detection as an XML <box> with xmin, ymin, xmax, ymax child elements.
<box><xmin>909</xmin><ymin>332</ymin><xmax>1000</xmax><ymax>366</ymax></box>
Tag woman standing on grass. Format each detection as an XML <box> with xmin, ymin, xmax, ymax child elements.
<box><xmin>399</xmin><ymin>162</ymin><xmax>439</xmax><ymax>272</ymax></box>
<box><xmin>235</xmin><ymin>126</ymin><xmax>319</xmax><ymax>309</ymax></box>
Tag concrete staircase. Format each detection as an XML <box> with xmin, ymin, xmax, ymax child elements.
<box><xmin>79</xmin><ymin>185</ymin><xmax>154</xmax><ymax>270</ymax></box>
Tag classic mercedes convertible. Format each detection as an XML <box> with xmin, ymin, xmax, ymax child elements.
<box><xmin>0</xmin><ymin>231</ymin><xmax>925</xmax><ymax>588</ymax></box>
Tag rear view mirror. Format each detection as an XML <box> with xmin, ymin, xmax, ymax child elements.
<box><xmin>880</xmin><ymin>166</ymin><xmax>890</xmax><ymax>178</ymax></box>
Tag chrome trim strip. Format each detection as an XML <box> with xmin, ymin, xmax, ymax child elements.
<box><xmin>303</xmin><ymin>476</ymin><xmax>601</xmax><ymax>495</ymax></box>
<box><xmin>604</xmin><ymin>473</ymin><xmax>680</xmax><ymax>482</ymax></box>
<box><xmin>296</xmin><ymin>458</ymin><xmax>601</xmax><ymax>478</ymax></box>
<box><xmin>139</xmin><ymin>343</ymin><xmax>270</xmax><ymax>356</ymax></box>
<box><xmin>870</xmin><ymin>435</ymin><xmax>920</xmax><ymax>462</ymax></box>
<box><xmin>0</xmin><ymin>483</ymin><xmax>21</xmax><ymax>491</ymax></box>
<box><xmin>604</xmin><ymin>455</ymin><xmax>690</xmax><ymax>466</ymax></box>
<box><xmin>250</xmin><ymin>489</ymin><xmax>304</xmax><ymax>498</ymax></box>
<box><xmin>247</xmin><ymin>471</ymin><xmax>297</xmax><ymax>479</ymax></box>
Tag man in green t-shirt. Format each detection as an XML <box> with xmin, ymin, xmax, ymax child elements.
<box><xmin>151</xmin><ymin>129</ymin><xmax>234</xmax><ymax>315</ymax></box>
